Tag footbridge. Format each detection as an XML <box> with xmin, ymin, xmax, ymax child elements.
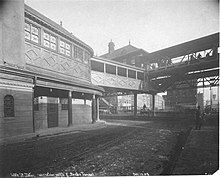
<box><xmin>91</xmin><ymin>57</ymin><xmax>150</xmax><ymax>95</ymax></box>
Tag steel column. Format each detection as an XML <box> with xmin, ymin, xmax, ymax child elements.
<box><xmin>134</xmin><ymin>93</ymin><xmax>137</xmax><ymax>116</ymax></box>
<box><xmin>68</xmin><ymin>91</ymin><xmax>72</xmax><ymax>126</ymax></box>
<box><xmin>96</xmin><ymin>97</ymin><xmax>100</xmax><ymax>121</ymax></box>
<box><xmin>152</xmin><ymin>93</ymin><xmax>155</xmax><ymax>117</ymax></box>
<box><xmin>92</xmin><ymin>94</ymin><xmax>96</xmax><ymax>123</ymax></box>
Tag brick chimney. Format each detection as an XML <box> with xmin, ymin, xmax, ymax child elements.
<box><xmin>108</xmin><ymin>39</ymin><xmax>115</xmax><ymax>53</ymax></box>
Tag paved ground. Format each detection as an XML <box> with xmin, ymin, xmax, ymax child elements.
<box><xmin>0</xmin><ymin>118</ymin><xmax>218</xmax><ymax>177</ymax></box>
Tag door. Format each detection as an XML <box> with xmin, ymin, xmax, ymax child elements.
<box><xmin>47</xmin><ymin>102</ymin><xmax>58</xmax><ymax>128</ymax></box>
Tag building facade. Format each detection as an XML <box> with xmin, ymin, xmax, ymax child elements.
<box><xmin>0</xmin><ymin>1</ymin><xmax>103</xmax><ymax>142</ymax></box>
<box><xmin>100</xmin><ymin>40</ymin><xmax>148</xmax><ymax>68</ymax></box>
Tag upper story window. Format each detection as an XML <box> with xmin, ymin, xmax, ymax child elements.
<box><xmin>91</xmin><ymin>60</ymin><xmax>104</xmax><ymax>72</ymax></box>
<box><xmin>106</xmin><ymin>64</ymin><xmax>116</xmax><ymax>75</ymax></box>
<box><xmin>60</xmin><ymin>39</ymin><xmax>71</xmax><ymax>56</ymax></box>
<box><xmin>4</xmin><ymin>95</ymin><xmax>14</xmax><ymax>117</ymax></box>
<box><xmin>128</xmin><ymin>69</ymin><xmax>136</xmax><ymax>79</ymax></box>
<box><xmin>131</xmin><ymin>59</ymin><xmax>135</xmax><ymax>65</ymax></box>
<box><xmin>118</xmin><ymin>67</ymin><xmax>127</xmax><ymax>77</ymax></box>
<box><xmin>84</xmin><ymin>51</ymin><xmax>90</xmax><ymax>64</ymax></box>
<box><xmin>25</xmin><ymin>22</ymin><xmax>39</xmax><ymax>44</ymax></box>
<box><xmin>43</xmin><ymin>31</ymin><xmax>57</xmax><ymax>51</ymax></box>
<box><xmin>137</xmin><ymin>72</ymin><xmax>144</xmax><ymax>80</ymax></box>
<box><xmin>74</xmin><ymin>46</ymin><xmax>83</xmax><ymax>61</ymax></box>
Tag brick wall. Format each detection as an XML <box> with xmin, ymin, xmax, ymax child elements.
<box><xmin>72</xmin><ymin>104</ymin><xmax>92</xmax><ymax>125</ymax></box>
<box><xmin>34</xmin><ymin>101</ymin><xmax>47</xmax><ymax>131</ymax></box>
<box><xmin>59</xmin><ymin>103</ymin><xmax>68</xmax><ymax>127</ymax></box>
<box><xmin>34</xmin><ymin>97</ymin><xmax>92</xmax><ymax>130</ymax></box>
<box><xmin>0</xmin><ymin>88</ymin><xmax>33</xmax><ymax>139</ymax></box>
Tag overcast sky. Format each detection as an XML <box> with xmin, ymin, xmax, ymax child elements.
<box><xmin>25</xmin><ymin>0</ymin><xmax>219</xmax><ymax>56</ymax></box>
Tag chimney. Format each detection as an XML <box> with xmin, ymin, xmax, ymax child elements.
<box><xmin>60</xmin><ymin>21</ymin><xmax>62</xmax><ymax>27</ymax></box>
<box><xmin>108</xmin><ymin>39</ymin><xmax>115</xmax><ymax>53</ymax></box>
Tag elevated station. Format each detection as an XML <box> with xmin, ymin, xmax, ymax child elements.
<box><xmin>0</xmin><ymin>0</ymin><xmax>219</xmax><ymax>143</ymax></box>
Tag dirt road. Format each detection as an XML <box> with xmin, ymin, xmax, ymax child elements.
<box><xmin>0</xmin><ymin>119</ymin><xmax>193</xmax><ymax>176</ymax></box>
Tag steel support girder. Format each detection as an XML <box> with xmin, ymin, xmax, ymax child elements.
<box><xmin>148</xmin><ymin>59</ymin><xmax>218</xmax><ymax>79</ymax></box>
<box><xmin>167</xmin><ymin>76</ymin><xmax>219</xmax><ymax>91</ymax></box>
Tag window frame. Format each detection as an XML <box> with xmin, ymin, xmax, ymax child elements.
<box><xmin>128</xmin><ymin>69</ymin><xmax>136</xmax><ymax>79</ymax></box>
<box><xmin>25</xmin><ymin>21</ymin><xmax>40</xmax><ymax>44</ymax></box>
<box><xmin>84</xmin><ymin>51</ymin><xmax>90</xmax><ymax>64</ymax></box>
<box><xmin>74</xmin><ymin>45</ymin><xmax>84</xmax><ymax>61</ymax></box>
<box><xmin>60</xmin><ymin>98</ymin><xmax>68</xmax><ymax>110</ymax></box>
<box><xmin>4</xmin><ymin>95</ymin><xmax>15</xmax><ymax>117</ymax></box>
<box><xmin>117</xmin><ymin>67</ymin><xmax>127</xmax><ymax>77</ymax></box>
<box><xmin>137</xmin><ymin>72</ymin><xmax>144</xmax><ymax>80</ymax></box>
<box><xmin>34</xmin><ymin>97</ymin><xmax>39</xmax><ymax>111</ymax></box>
<box><xmin>106</xmin><ymin>64</ymin><xmax>116</xmax><ymax>75</ymax></box>
<box><xmin>91</xmin><ymin>60</ymin><xmax>104</xmax><ymax>72</ymax></box>
<box><xmin>59</xmin><ymin>39</ymin><xmax>71</xmax><ymax>57</ymax></box>
<box><xmin>43</xmin><ymin>30</ymin><xmax>57</xmax><ymax>51</ymax></box>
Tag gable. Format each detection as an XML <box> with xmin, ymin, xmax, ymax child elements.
<box><xmin>100</xmin><ymin>45</ymin><xmax>139</xmax><ymax>60</ymax></box>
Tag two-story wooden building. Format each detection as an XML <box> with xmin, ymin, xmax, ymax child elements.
<box><xmin>0</xmin><ymin>0</ymin><xmax>103</xmax><ymax>142</ymax></box>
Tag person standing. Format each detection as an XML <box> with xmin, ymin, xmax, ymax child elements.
<box><xmin>195</xmin><ymin>106</ymin><xmax>202</xmax><ymax>130</ymax></box>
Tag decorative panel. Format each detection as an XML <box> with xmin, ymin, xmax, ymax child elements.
<box><xmin>104</xmin><ymin>73</ymin><xmax>117</xmax><ymax>86</ymax></box>
<box><xmin>25</xmin><ymin>42</ymin><xmax>90</xmax><ymax>81</ymax></box>
<box><xmin>117</xmin><ymin>76</ymin><xmax>128</xmax><ymax>88</ymax></box>
<box><xmin>91</xmin><ymin>71</ymin><xmax>105</xmax><ymax>85</ymax></box>
<box><xmin>127</xmin><ymin>78</ymin><xmax>142</xmax><ymax>90</ymax></box>
<box><xmin>91</xmin><ymin>71</ymin><xmax>143</xmax><ymax>91</ymax></box>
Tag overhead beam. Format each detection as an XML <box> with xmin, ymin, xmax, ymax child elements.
<box><xmin>148</xmin><ymin>59</ymin><xmax>219</xmax><ymax>79</ymax></box>
<box><xmin>151</xmin><ymin>69</ymin><xmax>219</xmax><ymax>85</ymax></box>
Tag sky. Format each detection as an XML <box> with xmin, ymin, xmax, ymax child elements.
<box><xmin>25</xmin><ymin>0</ymin><xmax>219</xmax><ymax>56</ymax></box>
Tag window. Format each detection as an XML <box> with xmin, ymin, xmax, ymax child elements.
<box><xmin>34</xmin><ymin>97</ymin><xmax>39</xmax><ymax>111</ymax></box>
<box><xmin>84</xmin><ymin>51</ymin><xmax>90</xmax><ymax>64</ymax></box>
<box><xmin>60</xmin><ymin>39</ymin><xmax>71</xmax><ymax>56</ymax></box>
<box><xmin>43</xmin><ymin>31</ymin><xmax>57</xmax><ymax>51</ymax></box>
<box><xmin>91</xmin><ymin>60</ymin><xmax>104</xmax><ymax>72</ymax></box>
<box><xmin>117</xmin><ymin>67</ymin><xmax>127</xmax><ymax>77</ymax></box>
<box><xmin>4</xmin><ymin>95</ymin><xmax>14</xmax><ymax>117</ymax></box>
<box><xmin>128</xmin><ymin>69</ymin><xmax>136</xmax><ymax>79</ymax></box>
<box><xmin>74</xmin><ymin>46</ymin><xmax>83</xmax><ymax>61</ymax></box>
<box><xmin>60</xmin><ymin>98</ymin><xmax>68</xmax><ymax>110</ymax></box>
<box><xmin>106</xmin><ymin>64</ymin><xmax>116</xmax><ymax>75</ymax></box>
<box><xmin>25</xmin><ymin>22</ymin><xmax>39</xmax><ymax>44</ymax></box>
<box><xmin>137</xmin><ymin>72</ymin><xmax>144</xmax><ymax>80</ymax></box>
<box><xmin>131</xmin><ymin>59</ymin><xmax>135</xmax><ymax>65</ymax></box>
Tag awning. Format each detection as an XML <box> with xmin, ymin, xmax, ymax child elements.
<box><xmin>36</xmin><ymin>78</ymin><xmax>103</xmax><ymax>96</ymax></box>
